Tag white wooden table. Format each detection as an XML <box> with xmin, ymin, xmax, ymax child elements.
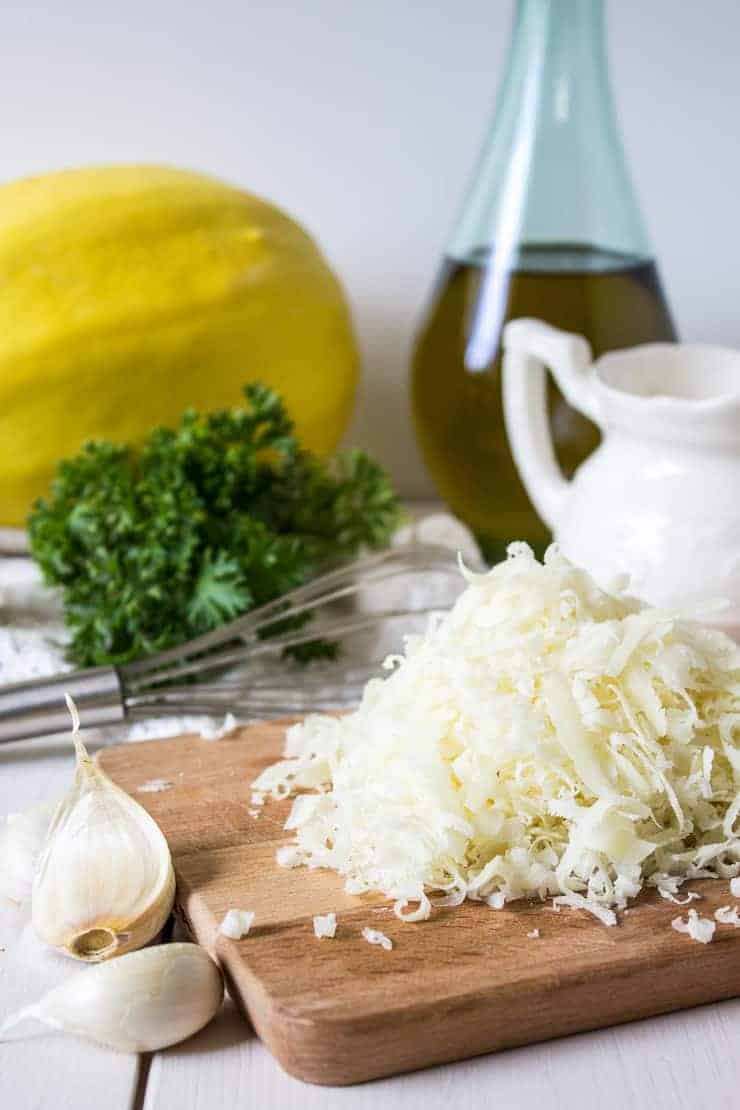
<box><xmin>1</xmin><ymin>509</ymin><xmax>739</xmax><ymax>1109</ymax></box>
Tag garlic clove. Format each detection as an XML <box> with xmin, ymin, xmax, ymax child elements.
<box><xmin>32</xmin><ymin>697</ymin><xmax>175</xmax><ymax>961</ymax></box>
<box><xmin>0</xmin><ymin>943</ymin><xmax>224</xmax><ymax>1052</ymax></box>
<box><xmin>0</xmin><ymin>802</ymin><xmax>53</xmax><ymax>905</ymax></box>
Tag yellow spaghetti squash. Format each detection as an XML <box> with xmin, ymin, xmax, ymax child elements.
<box><xmin>0</xmin><ymin>164</ymin><xmax>359</xmax><ymax>525</ymax></box>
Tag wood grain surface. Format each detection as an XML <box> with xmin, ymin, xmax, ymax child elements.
<box><xmin>99</xmin><ymin>723</ymin><xmax>740</xmax><ymax>1087</ymax></box>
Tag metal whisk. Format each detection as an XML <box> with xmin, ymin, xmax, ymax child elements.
<box><xmin>0</xmin><ymin>543</ymin><xmax>466</xmax><ymax>744</ymax></box>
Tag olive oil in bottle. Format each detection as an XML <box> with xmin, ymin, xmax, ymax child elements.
<box><xmin>411</xmin><ymin>1</ymin><xmax>677</xmax><ymax>562</ymax></box>
<box><xmin>412</xmin><ymin>244</ymin><xmax>676</xmax><ymax>561</ymax></box>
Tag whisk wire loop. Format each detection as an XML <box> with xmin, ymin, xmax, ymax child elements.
<box><xmin>0</xmin><ymin>543</ymin><xmax>466</xmax><ymax>743</ymax></box>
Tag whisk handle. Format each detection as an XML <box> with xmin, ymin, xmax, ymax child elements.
<box><xmin>0</xmin><ymin>666</ymin><xmax>125</xmax><ymax>744</ymax></box>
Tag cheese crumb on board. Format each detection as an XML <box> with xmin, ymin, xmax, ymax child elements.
<box><xmin>255</xmin><ymin>544</ymin><xmax>740</xmax><ymax>927</ymax></box>
<box><xmin>671</xmin><ymin>909</ymin><xmax>716</xmax><ymax>944</ymax></box>
<box><xmin>362</xmin><ymin>927</ymin><xmax>392</xmax><ymax>951</ymax></box>
<box><xmin>276</xmin><ymin>844</ymin><xmax>304</xmax><ymax>869</ymax></box>
<box><xmin>731</xmin><ymin>878</ymin><xmax>740</xmax><ymax>898</ymax></box>
<box><xmin>553</xmin><ymin>891</ymin><xmax>616</xmax><ymax>927</ymax></box>
<box><xmin>657</xmin><ymin>886</ymin><xmax>701</xmax><ymax>906</ymax></box>
<box><xmin>219</xmin><ymin>909</ymin><xmax>255</xmax><ymax>939</ymax></box>
<box><xmin>714</xmin><ymin>905</ymin><xmax>740</xmax><ymax>927</ymax></box>
<box><xmin>313</xmin><ymin>913</ymin><xmax>337</xmax><ymax>939</ymax></box>
<box><xmin>526</xmin><ymin>928</ymin><xmax>540</xmax><ymax>939</ymax></box>
<box><xmin>137</xmin><ymin>778</ymin><xmax>173</xmax><ymax>794</ymax></box>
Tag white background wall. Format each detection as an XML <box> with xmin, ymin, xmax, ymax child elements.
<box><xmin>3</xmin><ymin>1</ymin><xmax>738</xmax><ymax>494</ymax></box>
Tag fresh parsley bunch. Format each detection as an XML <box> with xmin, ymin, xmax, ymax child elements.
<box><xmin>28</xmin><ymin>383</ymin><xmax>402</xmax><ymax>667</ymax></box>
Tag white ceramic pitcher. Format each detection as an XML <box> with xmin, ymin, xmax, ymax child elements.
<box><xmin>502</xmin><ymin>318</ymin><xmax>740</xmax><ymax>635</ymax></box>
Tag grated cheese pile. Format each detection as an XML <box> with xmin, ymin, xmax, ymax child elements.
<box><xmin>253</xmin><ymin>544</ymin><xmax>740</xmax><ymax>926</ymax></box>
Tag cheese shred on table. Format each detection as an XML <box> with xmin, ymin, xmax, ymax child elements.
<box><xmin>254</xmin><ymin>544</ymin><xmax>740</xmax><ymax>925</ymax></box>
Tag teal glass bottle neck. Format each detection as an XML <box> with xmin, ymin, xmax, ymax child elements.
<box><xmin>448</xmin><ymin>0</ymin><xmax>650</xmax><ymax>269</ymax></box>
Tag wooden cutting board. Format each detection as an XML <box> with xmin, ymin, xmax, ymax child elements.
<box><xmin>99</xmin><ymin>722</ymin><xmax>740</xmax><ymax>1086</ymax></box>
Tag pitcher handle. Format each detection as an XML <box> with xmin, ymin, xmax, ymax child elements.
<box><xmin>502</xmin><ymin>318</ymin><xmax>599</xmax><ymax>531</ymax></box>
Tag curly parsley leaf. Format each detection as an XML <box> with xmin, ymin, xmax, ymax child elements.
<box><xmin>28</xmin><ymin>383</ymin><xmax>401</xmax><ymax>667</ymax></box>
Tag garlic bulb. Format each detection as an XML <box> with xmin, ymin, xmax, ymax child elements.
<box><xmin>32</xmin><ymin>697</ymin><xmax>175</xmax><ymax>960</ymax></box>
<box><xmin>0</xmin><ymin>943</ymin><xmax>224</xmax><ymax>1052</ymax></box>
<box><xmin>0</xmin><ymin>802</ymin><xmax>52</xmax><ymax>904</ymax></box>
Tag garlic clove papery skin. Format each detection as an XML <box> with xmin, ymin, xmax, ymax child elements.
<box><xmin>32</xmin><ymin>727</ymin><xmax>175</xmax><ymax>961</ymax></box>
<box><xmin>0</xmin><ymin>802</ymin><xmax>53</xmax><ymax>905</ymax></box>
<box><xmin>0</xmin><ymin>943</ymin><xmax>224</xmax><ymax>1052</ymax></box>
